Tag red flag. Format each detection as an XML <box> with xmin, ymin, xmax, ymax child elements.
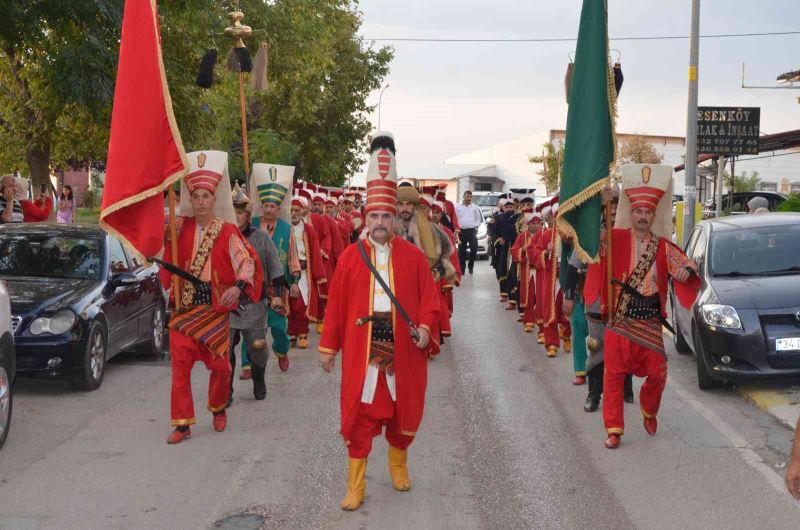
<box><xmin>100</xmin><ymin>0</ymin><xmax>187</xmax><ymax>260</ymax></box>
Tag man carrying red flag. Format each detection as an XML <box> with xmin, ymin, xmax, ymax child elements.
<box><xmin>319</xmin><ymin>132</ymin><xmax>441</xmax><ymax>511</ymax></box>
<box><xmin>160</xmin><ymin>151</ymin><xmax>260</xmax><ymax>444</ymax></box>
<box><xmin>599</xmin><ymin>165</ymin><xmax>699</xmax><ymax>450</ymax></box>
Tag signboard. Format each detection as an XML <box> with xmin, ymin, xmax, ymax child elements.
<box><xmin>697</xmin><ymin>106</ymin><xmax>760</xmax><ymax>155</ymax></box>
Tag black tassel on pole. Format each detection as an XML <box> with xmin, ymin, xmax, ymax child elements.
<box><xmin>196</xmin><ymin>49</ymin><xmax>218</xmax><ymax>88</ymax></box>
<box><xmin>613</xmin><ymin>63</ymin><xmax>624</xmax><ymax>96</ymax></box>
<box><xmin>227</xmin><ymin>46</ymin><xmax>252</xmax><ymax>73</ymax></box>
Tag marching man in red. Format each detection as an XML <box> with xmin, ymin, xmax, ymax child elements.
<box><xmin>160</xmin><ymin>151</ymin><xmax>260</xmax><ymax>444</ymax></box>
<box><xmin>534</xmin><ymin>197</ymin><xmax>572</xmax><ymax>357</ymax></box>
<box><xmin>599</xmin><ymin>165</ymin><xmax>700</xmax><ymax>449</ymax></box>
<box><xmin>318</xmin><ymin>132</ymin><xmax>441</xmax><ymax>511</ymax></box>
<box><xmin>511</xmin><ymin>206</ymin><xmax>542</xmax><ymax>333</ymax></box>
<box><xmin>287</xmin><ymin>192</ymin><xmax>327</xmax><ymax>348</ymax></box>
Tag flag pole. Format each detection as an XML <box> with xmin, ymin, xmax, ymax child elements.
<box><xmin>238</xmin><ymin>71</ymin><xmax>250</xmax><ymax>177</ymax></box>
<box><xmin>605</xmin><ymin>183</ymin><xmax>614</xmax><ymax>323</ymax></box>
<box><xmin>168</xmin><ymin>186</ymin><xmax>181</xmax><ymax>312</ymax></box>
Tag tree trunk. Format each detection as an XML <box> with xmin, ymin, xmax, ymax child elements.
<box><xmin>26</xmin><ymin>146</ymin><xmax>52</xmax><ymax>192</ymax></box>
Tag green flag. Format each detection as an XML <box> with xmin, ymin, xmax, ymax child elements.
<box><xmin>557</xmin><ymin>0</ymin><xmax>616</xmax><ymax>263</ymax></box>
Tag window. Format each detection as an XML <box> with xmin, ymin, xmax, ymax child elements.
<box><xmin>790</xmin><ymin>183</ymin><xmax>800</xmax><ymax>194</ymax></box>
<box><xmin>107</xmin><ymin>238</ymin><xmax>129</xmax><ymax>275</ymax></box>
<box><xmin>709</xmin><ymin>224</ymin><xmax>800</xmax><ymax>276</ymax></box>
<box><xmin>691</xmin><ymin>231</ymin><xmax>706</xmax><ymax>264</ymax></box>
<box><xmin>684</xmin><ymin>227</ymin><xmax>702</xmax><ymax>254</ymax></box>
<box><xmin>474</xmin><ymin>183</ymin><xmax>493</xmax><ymax>192</ymax></box>
<box><xmin>0</xmin><ymin>234</ymin><xmax>101</xmax><ymax>280</ymax></box>
<box><xmin>759</xmin><ymin>182</ymin><xmax>778</xmax><ymax>192</ymax></box>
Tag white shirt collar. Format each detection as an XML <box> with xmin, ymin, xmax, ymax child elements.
<box><xmin>368</xmin><ymin>236</ymin><xmax>390</xmax><ymax>252</ymax></box>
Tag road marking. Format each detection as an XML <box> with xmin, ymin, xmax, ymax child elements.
<box><xmin>669</xmin><ymin>377</ymin><xmax>793</xmax><ymax>498</ymax></box>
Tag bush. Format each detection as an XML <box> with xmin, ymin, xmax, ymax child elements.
<box><xmin>778</xmin><ymin>193</ymin><xmax>800</xmax><ymax>213</ymax></box>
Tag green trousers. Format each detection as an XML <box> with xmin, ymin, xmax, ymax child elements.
<box><xmin>241</xmin><ymin>308</ymin><xmax>290</xmax><ymax>369</ymax></box>
<box><xmin>571</xmin><ymin>299</ymin><xmax>588</xmax><ymax>376</ymax></box>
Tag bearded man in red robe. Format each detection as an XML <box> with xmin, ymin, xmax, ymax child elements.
<box><xmin>160</xmin><ymin>151</ymin><xmax>260</xmax><ymax>444</ymax></box>
<box><xmin>318</xmin><ymin>132</ymin><xmax>441</xmax><ymax>512</ymax></box>
<box><xmin>598</xmin><ymin>165</ymin><xmax>700</xmax><ymax>450</ymax></box>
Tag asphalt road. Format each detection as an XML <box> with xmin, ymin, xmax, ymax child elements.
<box><xmin>2</xmin><ymin>262</ymin><xmax>800</xmax><ymax>529</ymax></box>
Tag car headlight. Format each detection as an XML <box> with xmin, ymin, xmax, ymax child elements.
<box><xmin>700</xmin><ymin>304</ymin><xmax>742</xmax><ymax>330</ymax></box>
<box><xmin>477</xmin><ymin>224</ymin><xmax>487</xmax><ymax>238</ymax></box>
<box><xmin>29</xmin><ymin>310</ymin><xmax>77</xmax><ymax>335</ymax></box>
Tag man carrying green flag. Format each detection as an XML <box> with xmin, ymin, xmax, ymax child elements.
<box><xmin>557</xmin><ymin>0</ymin><xmax>617</xmax><ymax>263</ymax></box>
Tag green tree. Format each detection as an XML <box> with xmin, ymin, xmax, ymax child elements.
<box><xmin>200</xmin><ymin>0</ymin><xmax>393</xmax><ymax>185</ymax></box>
<box><xmin>529</xmin><ymin>143</ymin><xmax>562</xmax><ymax>194</ymax></box>
<box><xmin>778</xmin><ymin>193</ymin><xmax>800</xmax><ymax>212</ymax></box>
<box><xmin>0</xmin><ymin>0</ymin><xmax>219</xmax><ymax>189</ymax></box>
<box><xmin>617</xmin><ymin>134</ymin><xmax>664</xmax><ymax>165</ymax></box>
<box><xmin>1</xmin><ymin>0</ymin><xmax>391</xmax><ymax>190</ymax></box>
<box><xmin>724</xmin><ymin>170</ymin><xmax>761</xmax><ymax>192</ymax></box>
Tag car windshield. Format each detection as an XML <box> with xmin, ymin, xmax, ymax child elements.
<box><xmin>0</xmin><ymin>233</ymin><xmax>102</xmax><ymax>280</ymax></box>
<box><xmin>709</xmin><ymin>223</ymin><xmax>800</xmax><ymax>277</ymax></box>
<box><xmin>475</xmin><ymin>195</ymin><xmax>499</xmax><ymax>207</ymax></box>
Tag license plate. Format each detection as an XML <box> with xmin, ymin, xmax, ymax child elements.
<box><xmin>776</xmin><ymin>337</ymin><xmax>800</xmax><ymax>352</ymax></box>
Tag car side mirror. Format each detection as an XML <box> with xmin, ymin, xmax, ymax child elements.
<box><xmin>110</xmin><ymin>271</ymin><xmax>137</xmax><ymax>288</ymax></box>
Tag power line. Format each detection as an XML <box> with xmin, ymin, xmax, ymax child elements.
<box><xmin>367</xmin><ymin>30</ymin><xmax>800</xmax><ymax>43</ymax></box>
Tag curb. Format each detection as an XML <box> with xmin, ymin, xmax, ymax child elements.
<box><xmin>738</xmin><ymin>387</ymin><xmax>800</xmax><ymax>429</ymax></box>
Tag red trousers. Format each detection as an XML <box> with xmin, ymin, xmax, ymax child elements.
<box><xmin>439</xmin><ymin>289</ymin><xmax>452</xmax><ymax>337</ymax></box>
<box><xmin>522</xmin><ymin>279</ymin><xmax>536</xmax><ymax>325</ymax></box>
<box><xmin>170</xmin><ymin>331</ymin><xmax>231</xmax><ymax>426</ymax></box>
<box><xmin>542</xmin><ymin>289</ymin><xmax>571</xmax><ymax>349</ymax></box>
<box><xmin>602</xmin><ymin>329</ymin><xmax>667</xmax><ymax>435</ymax></box>
<box><xmin>288</xmin><ymin>295</ymin><xmax>310</xmax><ymax>336</ymax></box>
<box><xmin>346</xmin><ymin>372</ymin><xmax>415</xmax><ymax>458</ymax></box>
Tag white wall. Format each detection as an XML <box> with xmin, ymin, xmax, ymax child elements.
<box><xmin>445</xmin><ymin>134</ymin><xmax>547</xmax><ymax>194</ymax></box>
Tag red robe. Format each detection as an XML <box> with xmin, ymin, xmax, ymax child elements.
<box><xmin>159</xmin><ymin>217</ymin><xmax>262</xmax><ymax>310</ymax></box>
<box><xmin>594</xmin><ymin>228</ymin><xmax>700</xmax><ymax>322</ymax></box>
<box><xmin>511</xmin><ymin>230</ymin><xmax>537</xmax><ymax>325</ymax></box>
<box><xmin>320</xmin><ymin>237</ymin><xmax>441</xmax><ymax>443</ymax></box>
<box><xmin>326</xmin><ymin>215</ymin><xmax>345</xmax><ymax>266</ymax></box>
<box><xmin>310</xmin><ymin>212</ymin><xmax>334</xmax><ymax>280</ymax></box>
<box><xmin>444</xmin><ymin>200</ymin><xmax>460</xmax><ymax>232</ymax></box>
<box><xmin>296</xmin><ymin>220</ymin><xmax>328</xmax><ymax>322</ymax></box>
<box><xmin>533</xmin><ymin>227</ymin><xmax>560</xmax><ymax>326</ymax></box>
<box><xmin>336</xmin><ymin>213</ymin><xmax>355</xmax><ymax>248</ymax></box>
<box><xmin>438</xmin><ymin>224</ymin><xmax>460</xmax><ymax>319</ymax></box>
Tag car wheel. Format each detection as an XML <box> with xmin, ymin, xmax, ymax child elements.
<box><xmin>671</xmin><ymin>296</ymin><xmax>691</xmax><ymax>354</ymax></box>
<box><xmin>0</xmin><ymin>364</ymin><xmax>12</xmax><ymax>449</ymax></box>
<box><xmin>692</xmin><ymin>325</ymin><xmax>721</xmax><ymax>390</ymax></box>
<box><xmin>70</xmin><ymin>321</ymin><xmax>107</xmax><ymax>391</ymax></box>
<box><xmin>148</xmin><ymin>302</ymin><xmax>165</xmax><ymax>355</ymax></box>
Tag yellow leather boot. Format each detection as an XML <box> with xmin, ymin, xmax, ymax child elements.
<box><xmin>298</xmin><ymin>334</ymin><xmax>309</xmax><ymax>349</ymax></box>
<box><xmin>341</xmin><ymin>458</ymin><xmax>367</xmax><ymax>511</ymax></box>
<box><xmin>387</xmin><ymin>446</ymin><xmax>411</xmax><ymax>492</ymax></box>
<box><xmin>316</xmin><ymin>322</ymin><xmax>324</xmax><ymax>334</ymax></box>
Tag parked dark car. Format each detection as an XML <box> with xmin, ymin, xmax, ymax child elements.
<box><xmin>670</xmin><ymin>213</ymin><xmax>800</xmax><ymax>389</ymax></box>
<box><xmin>0</xmin><ymin>224</ymin><xmax>166</xmax><ymax>391</ymax></box>
<box><xmin>702</xmin><ymin>191</ymin><xmax>787</xmax><ymax>218</ymax></box>
<box><xmin>0</xmin><ymin>280</ymin><xmax>14</xmax><ymax>449</ymax></box>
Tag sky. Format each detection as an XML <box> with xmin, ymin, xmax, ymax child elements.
<box><xmin>355</xmin><ymin>0</ymin><xmax>800</xmax><ymax>178</ymax></box>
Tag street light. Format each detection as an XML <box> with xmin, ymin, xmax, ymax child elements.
<box><xmin>377</xmin><ymin>84</ymin><xmax>390</xmax><ymax>130</ymax></box>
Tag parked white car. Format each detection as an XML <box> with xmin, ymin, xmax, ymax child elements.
<box><xmin>0</xmin><ymin>280</ymin><xmax>15</xmax><ymax>449</ymax></box>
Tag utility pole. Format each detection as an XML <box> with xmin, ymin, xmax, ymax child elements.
<box><xmin>715</xmin><ymin>155</ymin><xmax>726</xmax><ymax>218</ymax></box>
<box><xmin>683</xmin><ymin>0</ymin><xmax>701</xmax><ymax>245</ymax></box>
